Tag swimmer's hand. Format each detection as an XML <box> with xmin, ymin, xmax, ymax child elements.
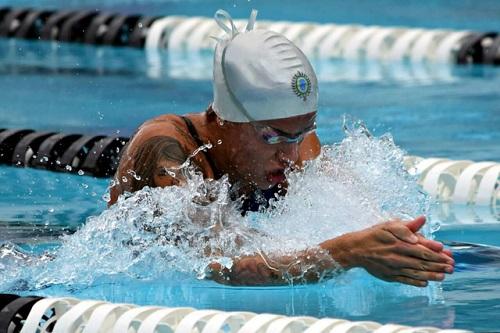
<box><xmin>320</xmin><ymin>216</ymin><xmax>455</xmax><ymax>287</ymax></box>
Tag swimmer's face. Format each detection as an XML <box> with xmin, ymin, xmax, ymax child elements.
<box><xmin>222</xmin><ymin>112</ymin><xmax>317</xmax><ymax>190</ymax></box>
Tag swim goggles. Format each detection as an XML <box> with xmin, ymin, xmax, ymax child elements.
<box><xmin>252</xmin><ymin>123</ymin><xmax>317</xmax><ymax>145</ymax></box>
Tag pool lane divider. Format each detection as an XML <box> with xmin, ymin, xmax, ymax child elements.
<box><xmin>0</xmin><ymin>293</ymin><xmax>472</xmax><ymax>333</ymax></box>
<box><xmin>0</xmin><ymin>128</ymin><xmax>498</xmax><ymax>208</ymax></box>
<box><xmin>0</xmin><ymin>128</ymin><xmax>128</xmax><ymax>178</ymax></box>
<box><xmin>0</xmin><ymin>6</ymin><xmax>499</xmax><ymax>65</ymax></box>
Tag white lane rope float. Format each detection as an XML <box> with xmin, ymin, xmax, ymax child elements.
<box><xmin>405</xmin><ymin>156</ymin><xmax>499</xmax><ymax>207</ymax></box>
<box><xmin>140</xmin><ymin>13</ymin><xmax>475</xmax><ymax>64</ymax></box>
<box><xmin>16</xmin><ymin>297</ymin><xmax>473</xmax><ymax>333</ymax></box>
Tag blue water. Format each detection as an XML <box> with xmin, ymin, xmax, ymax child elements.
<box><xmin>1</xmin><ymin>0</ymin><xmax>500</xmax><ymax>331</ymax></box>
<box><xmin>0</xmin><ymin>39</ymin><xmax>499</xmax><ymax>161</ymax></box>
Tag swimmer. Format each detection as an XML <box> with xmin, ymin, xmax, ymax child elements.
<box><xmin>109</xmin><ymin>10</ymin><xmax>454</xmax><ymax>286</ymax></box>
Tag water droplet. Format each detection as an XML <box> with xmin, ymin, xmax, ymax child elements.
<box><xmin>218</xmin><ymin>119</ymin><xmax>225</xmax><ymax>126</ymax></box>
<box><xmin>48</xmin><ymin>208</ymin><xmax>54</xmax><ymax>213</ymax></box>
<box><xmin>430</xmin><ymin>221</ymin><xmax>441</xmax><ymax>232</ymax></box>
<box><xmin>127</xmin><ymin>169</ymin><xmax>142</xmax><ymax>180</ymax></box>
<box><xmin>121</xmin><ymin>176</ymin><xmax>128</xmax><ymax>183</ymax></box>
<box><xmin>81</xmin><ymin>183</ymin><xmax>89</xmax><ymax>189</ymax></box>
<box><xmin>97</xmin><ymin>111</ymin><xmax>104</xmax><ymax>120</ymax></box>
<box><xmin>102</xmin><ymin>192</ymin><xmax>111</xmax><ymax>202</ymax></box>
<box><xmin>217</xmin><ymin>139</ymin><xmax>222</xmax><ymax>145</ymax></box>
<box><xmin>65</xmin><ymin>165</ymin><xmax>72</xmax><ymax>171</ymax></box>
<box><xmin>77</xmin><ymin>170</ymin><xmax>84</xmax><ymax>176</ymax></box>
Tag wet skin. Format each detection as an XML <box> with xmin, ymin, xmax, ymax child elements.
<box><xmin>110</xmin><ymin>106</ymin><xmax>454</xmax><ymax>286</ymax></box>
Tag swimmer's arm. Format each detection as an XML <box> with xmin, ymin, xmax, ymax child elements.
<box><xmin>206</xmin><ymin>246</ymin><xmax>342</xmax><ymax>286</ymax></box>
<box><xmin>206</xmin><ymin>217</ymin><xmax>455</xmax><ymax>287</ymax></box>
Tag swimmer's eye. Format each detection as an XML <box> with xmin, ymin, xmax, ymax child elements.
<box><xmin>254</xmin><ymin>124</ymin><xmax>316</xmax><ymax>145</ymax></box>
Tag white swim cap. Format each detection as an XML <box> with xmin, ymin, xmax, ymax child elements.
<box><xmin>212</xmin><ymin>9</ymin><xmax>318</xmax><ymax>123</ymax></box>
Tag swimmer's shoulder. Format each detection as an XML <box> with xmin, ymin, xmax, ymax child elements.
<box><xmin>110</xmin><ymin>113</ymin><xmax>200</xmax><ymax>206</ymax></box>
<box><xmin>131</xmin><ymin>114</ymin><xmax>192</xmax><ymax>147</ymax></box>
<box><xmin>120</xmin><ymin>112</ymin><xmax>215</xmax><ymax>176</ymax></box>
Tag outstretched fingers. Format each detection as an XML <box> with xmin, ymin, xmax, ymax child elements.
<box><xmin>398</xmin><ymin>268</ymin><xmax>445</xmax><ymax>282</ymax></box>
<box><xmin>393</xmin><ymin>276</ymin><xmax>428</xmax><ymax>287</ymax></box>
<box><xmin>389</xmin><ymin>256</ymin><xmax>454</xmax><ymax>273</ymax></box>
<box><xmin>384</xmin><ymin>222</ymin><xmax>419</xmax><ymax>244</ymax></box>
<box><xmin>406</xmin><ymin>216</ymin><xmax>426</xmax><ymax>233</ymax></box>
<box><xmin>443</xmin><ymin>249</ymin><xmax>453</xmax><ymax>258</ymax></box>
<box><xmin>399</xmin><ymin>243</ymin><xmax>455</xmax><ymax>265</ymax></box>
<box><xmin>416</xmin><ymin>233</ymin><xmax>444</xmax><ymax>252</ymax></box>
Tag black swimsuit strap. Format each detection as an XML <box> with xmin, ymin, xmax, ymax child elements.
<box><xmin>180</xmin><ymin>116</ymin><xmax>222</xmax><ymax>179</ymax></box>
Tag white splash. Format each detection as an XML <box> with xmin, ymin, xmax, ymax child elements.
<box><xmin>0</xmin><ymin>118</ymin><xmax>432</xmax><ymax>296</ymax></box>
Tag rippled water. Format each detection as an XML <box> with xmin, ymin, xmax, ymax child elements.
<box><xmin>0</xmin><ymin>2</ymin><xmax>499</xmax><ymax>329</ymax></box>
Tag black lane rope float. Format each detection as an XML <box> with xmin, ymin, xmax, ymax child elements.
<box><xmin>0</xmin><ymin>128</ymin><xmax>128</xmax><ymax>178</ymax></box>
<box><xmin>0</xmin><ymin>6</ymin><xmax>498</xmax><ymax>65</ymax></box>
<box><xmin>0</xmin><ymin>7</ymin><xmax>156</xmax><ymax>48</ymax></box>
<box><xmin>0</xmin><ymin>294</ymin><xmax>45</xmax><ymax>333</ymax></box>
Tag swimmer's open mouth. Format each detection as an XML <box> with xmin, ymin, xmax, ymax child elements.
<box><xmin>267</xmin><ymin>169</ymin><xmax>286</xmax><ymax>184</ymax></box>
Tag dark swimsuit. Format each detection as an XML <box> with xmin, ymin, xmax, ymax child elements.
<box><xmin>180</xmin><ymin>116</ymin><xmax>280</xmax><ymax>214</ymax></box>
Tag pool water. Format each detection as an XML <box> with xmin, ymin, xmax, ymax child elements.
<box><xmin>1</xmin><ymin>0</ymin><xmax>500</xmax><ymax>331</ymax></box>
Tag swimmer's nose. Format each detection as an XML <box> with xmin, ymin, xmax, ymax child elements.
<box><xmin>277</xmin><ymin>143</ymin><xmax>300</xmax><ymax>166</ymax></box>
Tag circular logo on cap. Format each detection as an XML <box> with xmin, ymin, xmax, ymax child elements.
<box><xmin>291</xmin><ymin>72</ymin><xmax>311</xmax><ymax>101</ymax></box>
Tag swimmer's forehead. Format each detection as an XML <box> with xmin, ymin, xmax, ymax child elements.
<box><xmin>253</xmin><ymin>111</ymin><xmax>316</xmax><ymax>135</ymax></box>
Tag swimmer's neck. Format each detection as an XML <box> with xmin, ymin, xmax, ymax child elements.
<box><xmin>188</xmin><ymin>109</ymin><xmax>238</xmax><ymax>182</ymax></box>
